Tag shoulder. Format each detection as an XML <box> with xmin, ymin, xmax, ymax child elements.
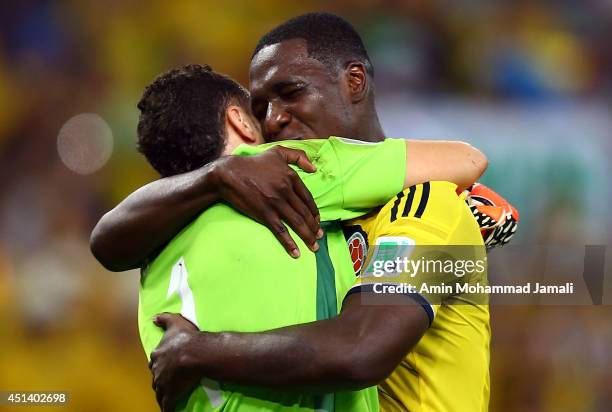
<box><xmin>383</xmin><ymin>182</ymin><xmax>463</xmax><ymax>222</ymax></box>
<box><xmin>359</xmin><ymin>181</ymin><xmax>475</xmax><ymax>246</ymax></box>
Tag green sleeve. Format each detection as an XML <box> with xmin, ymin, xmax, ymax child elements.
<box><xmin>232</xmin><ymin>137</ymin><xmax>406</xmax><ymax>221</ymax></box>
<box><xmin>327</xmin><ymin>137</ymin><xmax>406</xmax><ymax>212</ymax></box>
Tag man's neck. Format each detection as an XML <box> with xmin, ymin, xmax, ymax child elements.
<box><xmin>354</xmin><ymin>100</ymin><xmax>385</xmax><ymax>142</ymax></box>
<box><xmin>357</xmin><ymin>115</ymin><xmax>385</xmax><ymax>143</ymax></box>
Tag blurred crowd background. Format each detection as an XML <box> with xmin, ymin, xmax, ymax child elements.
<box><xmin>0</xmin><ymin>1</ymin><xmax>611</xmax><ymax>411</ymax></box>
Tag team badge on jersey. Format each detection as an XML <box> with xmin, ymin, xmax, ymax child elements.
<box><xmin>343</xmin><ymin>226</ymin><xmax>369</xmax><ymax>275</ymax></box>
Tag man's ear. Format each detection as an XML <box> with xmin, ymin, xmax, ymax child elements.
<box><xmin>344</xmin><ymin>61</ymin><xmax>369</xmax><ymax>103</ymax></box>
<box><xmin>226</xmin><ymin>105</ymin><xmax>258</xmax><ymax>144</ymax></box>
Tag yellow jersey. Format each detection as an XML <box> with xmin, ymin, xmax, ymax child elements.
<box><xmin>343</xmin><ymin>181</ymin><xmax>490</xmax><ymax>412</ymax></box>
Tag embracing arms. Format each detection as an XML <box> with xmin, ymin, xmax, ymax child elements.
<box><xmin>91</xmin><ymin>139</ymin><xmax>486</xmax><ymax>272</ymax></box>
<box><xmin>90</xmin><ymin>147</ymin><xmax>321</xmax><ymax>271</ymax></box>
<box><xmin>150</xmin><ymin>293</ymin><xmax>428</xmax><ymax>410</ymax></box>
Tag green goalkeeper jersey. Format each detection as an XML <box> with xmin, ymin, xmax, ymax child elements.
<box><xmin>138</xmin><ymin>137</ymin><xmax>406</xmax><ymax>412</ymax></box>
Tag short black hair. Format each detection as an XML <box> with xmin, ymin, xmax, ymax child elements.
<box><xmin>137</xmin><ymin>64</ymin><xmax>249</xmax><ymax>177</ymax></box>
<box><xmin>253</xmin><ymin>12</ymin><xmax>373</xmax><ymax>76</ymax></box>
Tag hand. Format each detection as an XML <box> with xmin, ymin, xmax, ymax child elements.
<box><xmin>464</xmin><ymin>183</ymin><xmax>519</xmax><ymax>249</ymax></box>
<box><xmin>211</xmin><ymin>146</ymin><xmax>323</xmax><ymax>258</ymax></box>
<box><xmin>149</xmin><ymin>313</ymin><xmax>200</xmax><ymax>412</ymax></box>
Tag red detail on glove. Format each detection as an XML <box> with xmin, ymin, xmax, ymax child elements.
<box><xmin>468</xmin><ymin>182</ymin><xmax>519</xmax><ymax>221</ymax></box>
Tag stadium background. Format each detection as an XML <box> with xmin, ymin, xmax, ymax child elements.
<box><xmin>0</xmin><ymin>1</ymin><xmax>610</xmax><ymax>411</ymax></box>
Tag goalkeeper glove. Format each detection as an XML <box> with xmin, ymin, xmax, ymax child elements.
<box><xmin>463</xmin><ymin>183</ymin><xmax>519</xmax><ymax>249</ymax></box>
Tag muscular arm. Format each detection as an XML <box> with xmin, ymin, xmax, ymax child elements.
<box><xmin>91</xmin><ymin>162</ymin><xmax>218</xmax><ymax>272</ymax></box>
<box><xmin>90</xmin><ymin>147</ymin><xmax>321</xmax><ymax>271</ymax></box>
<box><xmin>151</xmin><ymin>293</ymin><xmax>428</xmax><ymax>397</ymax></box>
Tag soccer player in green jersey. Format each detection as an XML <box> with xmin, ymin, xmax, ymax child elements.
<box><xmin>132</xmin><ymin>63</ymin><xmax>484</xmax><ymax>411</ymax></box>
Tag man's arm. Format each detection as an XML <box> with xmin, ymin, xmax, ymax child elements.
<box><xmin>404</xmin><ymin>140</ymin><xmax>487</xmax><ymax>190</ymax></box>
<box><xmin>150</xmin><ymin>293</ymin><xmax>428</xmax><ymax>410</ymax></box>
<box><xmin>90</xmin><ymin>146</ymin><xmax>321</xmax><ymax>271</ymax></box>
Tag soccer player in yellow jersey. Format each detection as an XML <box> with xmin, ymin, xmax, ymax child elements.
<box><xmin>344</xmin><ymin>181</ymin><xmax>490</xmax><ymax>411</ymax></box>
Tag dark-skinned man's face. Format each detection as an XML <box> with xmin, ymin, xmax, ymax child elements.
<box><xmin>249</xmin><ymin>38</ymin><xmax>354</xmax><ymax>142</ymax></box>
